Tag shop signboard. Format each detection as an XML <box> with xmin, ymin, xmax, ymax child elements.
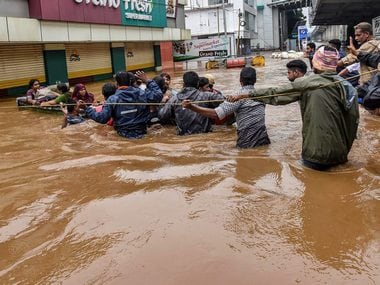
<box><xmin>297</xmin><ymin>25</ymin><xmax>308</xmax><ymax>50</ymax></box>
<box><xmin>173</xmin><ymin>38</ymin><xmax>230</xmax><ymax>61</ymax></box>
<box><xmin>121</xmin><ymin>0</ymin><xmax>166</xmax><ymax>27</ymax></box>
<box><xmin>298</xmin><ymin>25</ymin><xmax>308</xmax><ymax>40</ymax></box>
<box><xmin>28</xmin><ymin>0</ymin><xmax>167</xmax><ymax>28</ymax></box>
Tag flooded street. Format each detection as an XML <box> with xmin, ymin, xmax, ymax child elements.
<box><xmin>0</xmin><ymin>56</ymin><xmax>380</xmax><ymax>284</ymax></box>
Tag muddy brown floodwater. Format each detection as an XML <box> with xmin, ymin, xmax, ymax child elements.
<box><xmin>0</xmin><ymin>55</ymin><xmax>379</xmax><ymax>285</ymax></box>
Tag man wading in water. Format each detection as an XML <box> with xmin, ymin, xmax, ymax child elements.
<box><xmin>182</xmin><ymin>67</ymin><xmax>270</xmax><ymax>148</ymax></box>
<box><xmin>230</xmin><ymin>46</ymin><xmax>359</xmax><ymax>171</ymax></box>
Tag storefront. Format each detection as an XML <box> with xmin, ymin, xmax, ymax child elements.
<box><xmin>65</xmin><ymin>43</ymin><xmax>113</xmax><ymax>84</ymax></box>
<box><xmin>0</xmin><ymin>0</ymin><xmax>190</xmax><ymax>96</ymax></box>
<box><xmin>0</xmin><ymin>44</ymin><xmax>45</xmax><ymax>95</ymax></box>
<box><xmin>125</xmin><ymin>42</ymin><xmax>155</xmax><ymax>71</ymax></box>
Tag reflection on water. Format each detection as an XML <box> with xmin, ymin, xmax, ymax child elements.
<box><xmin>0</xmin><ymin>55</ymin><xmax>379</xmax><ymax>284</ymax></box>
<box><xmin>295</xmin><ymin>172</ymin><xmax>373</xmax><ymax>272</ymax></box>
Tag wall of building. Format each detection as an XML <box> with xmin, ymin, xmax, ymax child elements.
<box><xmin>167</xmin><ymin>5</ymin><xmax>187</xmax><ymax>29</ymax></box>
<box><xmin>0</xmin><ymin>0</ymin><xmax>29</xmax><ymax>18</ymax></box>
<box><xmin>251</xmin><ymin>3</ymin><xmax>279</xmax><ymax>49</ymax></box>
<box><xmin>271</xmin><ymin>7</ymin><xmax>280</xmax><ymax>49</ymax></box>
<box><xmin>160</xmin><ymin>42</ymin><xmax>175</xmax><ymax>70</ymax></box>
<box><xmin>185</xmin><ymin>0</ymin><xmax>279</xmax><ymax>52</ymax></box>
<box><xmin>243</xmin><ymin>1</ymin><xmax>258</xmax><ymax>38</ymax></box>
<box><xmin>0</xmin><ymin>17</ymin><xmax>189</xmax><ymax>43</ymax></box>
<box><xmin>311</xmin><ymin>25</ymin><xmax>347</xmax><ymax>44</ymax></box>
<box><xmin>374</xmin><ymin>16</ymin><xmax>380</xmax><ymax>40</ymax></box>
<box><xmin>185</xmin><ymin>3</ymin><xmax>237</xmax><ymax>36</ymax></box>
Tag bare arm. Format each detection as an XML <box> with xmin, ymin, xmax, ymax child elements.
<box><xmin>40</xmin><ymin>99</ymin><xmax>57</xmax><ymax>106</ymax></box>
<box><xmin>26</xmin><ymin>98</ymin><xmax>38</xmax><ymax>105</ymax></box>
<box><xmin>182</xmin><ymin>100</ymin><xmax>220</xmax><ymax>120</ymax></box>
<box><xmin>61</xmin><ymin>115</ymin><xmax>68</xmax><ymax>128</ymax></box>
<box><xmin>135</xmin><ymin>70</ymin><xmax>148</xmax><ymax>84</ymax></box>
<box><xmin>347</xmin><ymin>36</ymin><xmax>359</xmax><ymax>56</ymax></box>
<box><xmin>338</xmin><ymin>68</ymin><xmax>349</xmax><ymax>77</ymax></box>
<box><xmin>228</xmin><ymin>83</ymin><xmax>301</xmax><ymax>105</ymax></box>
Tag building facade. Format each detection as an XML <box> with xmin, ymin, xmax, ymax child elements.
<box><xmin>310</xmin><ymin>0</ymin><xmax>380</xmax><ymax>44</ymax></box>
<box><xmin>311</xmin><ymin>25</ymin><xmax>347</xmax><ymax>44</ymax></box>
<box><xmin>0</xmin><ymin>0</ymin><xmax>190</xmax><ymax>96</ymax></box>
<box><xmin>253</xmin><ymin>0</ymin><xmax>280</xmax><ymax>50</ymax></box>
<box><xmin>185</xmin><ymin>0</ymin><xmax>280</xmax><ymax>56</ymax></box>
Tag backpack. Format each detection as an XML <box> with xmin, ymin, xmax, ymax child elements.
<box><xmin>361</xmin><ymin>73</ymin><xmax>380</xmax><ymax>110</ymax></box>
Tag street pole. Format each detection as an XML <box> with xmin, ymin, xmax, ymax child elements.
<box><xmin>222</xmin><ymin>0</ymin><xmax>227</xmax><ymax>40</ymax></box>
<box><xmin>221</xmin><ymin>0</ymin><xmax>229</xmax><ymax>56</ymax></box>
<box><xmin>217</xmin><ymin>7</ymin><xmax>220</xmax><ymax>37</ymax></box>
<box><xmin>237</xmin><ymin>10</ymin><xmax>242</xmax><ymax>56</ymax></box>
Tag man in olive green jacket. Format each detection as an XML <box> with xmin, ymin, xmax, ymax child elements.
<box><xmin>231</xmin><ymin>46</ymin><xmax>359</xmax><ymax>171</ymax></box>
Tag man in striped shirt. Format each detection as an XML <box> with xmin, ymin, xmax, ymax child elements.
<box><xmin>182</xmin><ymin>67</ymin><xmax>270</xmax><ymax>148</ymax></box>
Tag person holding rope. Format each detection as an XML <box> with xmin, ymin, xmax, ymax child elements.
<box><xmin>182</xmin><ymin>67</ymin><xmax>270</xmax><ymax>148</ymax></box>
<box><xmin>93</xmin><ymin>82</ymin><xmax>117</xmax><ymax>126</ymax></box>
<box><xmin>71</xmin><ymin>83</ymin><xmax>95</xmax><ymax>104</ymax></box>
<box><xmin>81</xmin><ymin>71</ymin><xmax>163</xmax><ymax>139</ymax></box>
<box><xmin>230</xmin><ymin>46</ymin><xmax>359</xmax><ymax>171</ymax></box>
<box><xmin>159</xmin><ymin>71</ymin><xmax>224</xmax><ymax>135</ymax></box>
<box><xmin>337</xmin><ymin>22</ymin><xmax>380</xmax><ymax>85</ymax></box>
<box><xmin>61</xmin><ymin>98</ymin><xmax>85</xmax><ymax>129</ymax></box>
<box><xmin>347</xmin><ymin>37</ymin><xmax>380</xmax><ymax>115</ymax></box>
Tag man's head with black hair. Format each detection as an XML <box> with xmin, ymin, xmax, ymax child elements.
<box><xmin>102</xmin><ymin>82</ymin><xmax>117</xmax><ymax>100</ymax></box>
<box><xmin>328</xmin><ymin>39</ymin><xmax>342</xmax><ymax>51</ymax></box>
<box><xmin>183</xmin><ymin>71</ymin><xmax>199</xmax><ymax>88</ymax></box>
<box><xmin>152</xmin><ymin>76</ymin><xmax>167</xmax><ymax>93</ymax></box>
<box><xmin>306</xmin><ymin>42</ymin><xmax>316</xmax><ymax>52</ymax></box>
<box><xmin>240</xmin><ymin>67</ymin><xmax>256</xmax><ymax>86</ymax></box>
<box><xmin>198</xmin><ymin>77</ymin><xmax>210</xmax><ymax>91</ymax></box>
<box><xmin>57</xmin><ymin>83</ymin><xmax>69</xmax><ymax>93</ymax></box>
<box><xmin>160</xmin><ymin>72</ymin><xmax>172</xmax><ymax>88</ymax></box>
<box><xmin>115</xmin><ymin>71</ymin><xmax>135</xmax><ymax>87</ymax></box>
<box><xmin>286</xmin><ymin>60</ymin><xmax>307</xmax><ymax>82</ymax></box>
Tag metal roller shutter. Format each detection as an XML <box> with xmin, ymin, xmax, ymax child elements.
<box><xmin>0</xmin><ymin>44</ymin><xmax>45</xmax><ymax>89</ymax></box>
<box><xmin>65</xmin><ymin>43</ymin><xmax>112</xmax><ymax>79</ymax></box>
<box><xmin>125</xmin><ymin>43</ymin><xmax>155</xmax><ymax>71</ymax></box>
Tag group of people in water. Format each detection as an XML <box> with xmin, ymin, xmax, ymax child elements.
<box><xmin>24</xmin><ymin>21</ymin><xmax>379</xmax><ymax>171</ymax></box>
<box><xmin>303</xmin><ymin>22</ymin><xmax>380</xmax><ymax>114</ymax></box>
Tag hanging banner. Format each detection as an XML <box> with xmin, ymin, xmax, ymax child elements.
<box><xmin>173</xmin><ymin>38</ymin><xmax>230</xmax><ymax>61</ymax></box>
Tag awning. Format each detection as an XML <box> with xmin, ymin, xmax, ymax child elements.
<box><xmin>267</xmin><ymin>0</ymin><xmax>312</xmax><ymax>10</ymax></box>
<box><xmin>311</xmin><ymin>0</ymin><xmax>380</xmax><ymax>26</ymax></box>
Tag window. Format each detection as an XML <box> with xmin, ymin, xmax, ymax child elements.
<box><xmin>208</xmin><ymin>0</ymin><xmax>228</xmax><ymax>5</ymax></box>
<box><xmin>244</xmin><ymin>0</ymin><xmax>256</xmax><ymax>7</ymax></box>
<box><xmin>244</xmin><ymin>11</ymin><xmax>256</xmax><ymax>31</ymax></box>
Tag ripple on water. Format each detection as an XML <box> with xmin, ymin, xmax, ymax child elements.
<box><xmin>0</xmin><ymin>192</ymin><xmax>61</xmax><ymax>243</ymax></box>
<box><xmin>39</xmin><ymin>155</ymin><xmax>160</xmax><ymax>171</ymax></box>
<box><xmin>114</xmin><ymin>160</ymin><xmax>236</xmax><ymax>184</ymax></box>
